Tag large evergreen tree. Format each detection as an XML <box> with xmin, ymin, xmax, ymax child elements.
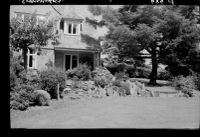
<box><xmin>87</xmin><ymin>5</ymin><xmax>200</xmax><ymax>85</ymax></box>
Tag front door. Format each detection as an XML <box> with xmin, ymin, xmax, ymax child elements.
<box><xmin>65</xmin><ymin>54</ymin><xmax>78</xmax><ymax>71</ymax></box>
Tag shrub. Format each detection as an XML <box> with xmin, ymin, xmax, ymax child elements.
<box><xmin>172</xmin><ymin>75</ymin><xmax>196</xmax><ymax>97</ymax></box>
<box><xmin>40</xmin><ymin>70</ymin><xmax>59</xmax><ymax>99</ymax></box>
<box><xmin>136</xmin><ymin>66</ymin><xmax>151</xmax><ymax>78</ymax></box>
<box><xmin>157</xmin><ymin>70</ymin><xmax>172</xmax><ymax>80</ymax></box>
<box><xmin>112</xmin><ymin>80</ymin><xmax>121</xmax><ymax>87</ymax></box>
<box><xmin>92</xmin><ymin>67</ymin><xmax>113</xmax><ymax>89</ymax></box>
<box><xmin>106</xmin><ymin>62</ymin><xmax>134</xmax><ymax>76</ymax></box>
<box><xmin>10</xmin><ymin>85</ymin><xmax>36</xmax><ymax>111</ymax></box>
<box><xmin>111</xmin><ymin>80</ymin><xmax>131</xmax><ymax>96</ymax></box>
<box><xmin>66</xmin><ymin>64</ymin><xmax>91</xmax><ymax>81</ymax></box>
<box><xmin>40</xmin><ymin>70</ymin><xmax>66</xmax><ymax>99</ymax></box>
<box><xmin>34</xmin><ymin>90</ymin><xmax>50</xmax><ymax>106</ymax></box>
<box><xmin>120</xmin><ymin>81</ymin><xmax>131</xmax><ymax>95</ymax></box>
<box><xmin>10</xmin><ymin>55</ymin><xmax>24</xmax><ymax>91</ymax></box>
<box><xmin>94</xmin><ymin>77</ymin><xmax>107</xmax><ymax>88</ymax></box>
<box><xmin>114</xmin><ymin>72</ymin><xmax>129</xmax><ymax>81</ymax></box>
<box><xmin>192</xmin><ymin>72</ymin><xmax>200</xmax><ymax>91</ymax></box>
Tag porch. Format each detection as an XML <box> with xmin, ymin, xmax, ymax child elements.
<box><xmin>54</xmin><ymin>47</ymin><xmax>100</xmax><ymax>72</ymax></box>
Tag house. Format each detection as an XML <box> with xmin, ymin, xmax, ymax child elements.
<box><xmin>10</xmin><ymin>5</ymin><xmax>101</xmax><ymax>72</ymax></box>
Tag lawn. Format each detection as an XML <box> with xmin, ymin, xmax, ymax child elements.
<box><xmin>10</xmin><ymin>78</ymin><xmax>200</xmax><ymax>129</ymax></box>
<box><xmin>11</xmin><ymin>96</ymin><xmax>200</xmax><ymax>129</ymax></box>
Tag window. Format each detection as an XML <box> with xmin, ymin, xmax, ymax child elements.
<box><xmin>15</xmin><ymin>12</ymin><xmax>45</xmax><ymax>25</ymax></box>
<box><xmin>27</xmin><ymin>48</ymin><xmax>37</xmax><ymax>69</ymax></box>
<box><xmin>65</xmin><ymin>54</ymin><xmax>78</xmax><ymax>70</ymax></box>
<box><xmin>63</xmin><ymin>21</ymin><xmax>81</xmax><ymax>35</ymax></box>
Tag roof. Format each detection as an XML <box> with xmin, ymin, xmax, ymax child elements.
<box><xmin>62</xmin><ymin>12</ymin><xmax>84</xmax><ymax>21</ymax></box>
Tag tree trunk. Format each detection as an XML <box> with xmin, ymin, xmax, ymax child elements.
<box><xmin>149</xmin><ymin>47</ymin><xmax>158</xmax><ymax>85</ymax></box>
<box><xmin>22</xmin><ymin>48</ymin><xmax>28</xmax><ymax>70</ymax></box>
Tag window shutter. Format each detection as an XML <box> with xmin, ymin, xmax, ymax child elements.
<box><xmin>64</xmin><ymin>21</ymin><xmax>68</xmax><ymax>34</ymax></box>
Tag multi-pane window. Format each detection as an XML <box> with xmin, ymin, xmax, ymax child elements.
<box><xmin>62</xmin><ymin>21</ymin><xmax>82</xmax><ymax>35</ymax></box>
<box><xmin>27</xmin><ymin>48</ymin><xmax>37</xmax><ymax>69</ymax></box>
<box><xmin>15</xmin><ymin>12</ymin><xmax>46</xmax><ymax>25</ymax></box>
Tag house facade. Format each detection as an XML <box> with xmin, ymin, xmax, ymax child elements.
<box><xmin>10</xmin><ymin>5</ymin><xmax>101</xmax><ymax>72</ymax></box>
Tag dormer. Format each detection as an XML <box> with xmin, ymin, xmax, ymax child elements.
<box><xmin>59</xmin><ymin>12</ymin><xmax>84</xmax><ymax>36</ymax></box>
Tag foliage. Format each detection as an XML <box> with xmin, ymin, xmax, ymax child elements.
<box><xmin>87</xmin><ymin>5</ymin><xmax>200</xmax><ymax>85</ymax></box>
<box><xmin>10</xmin><ymin>12</ymin><xmax>57</xmax><ymax>68</ymax></box>
<box><xmin>92</xmin><ymin>67</ymin><xmax>113</xmax><ymax>88</ymax></box>
<box><xmin>94</xmin><ymin>76</ymin><xmax>107</xmax><ymax>88</ymax></box>
<box><xmin>157</xmin><ymin>70</ymin><xmax>172</xmax><ymax>80</ymax></box>
<box><xmin>40</xmin><ymin>69</ymin><xmax>65</xmax><ymax>99</ymax></box>
<box><xmin>111</xmin><ymin>80</ymin><xmax>131</xmax><ymax>96</ymax></box>
<box><xmin>34</xmin><ymin>90</ymin><xmax>51</xmax><ymax>106</ymax></box>
<box><xmin>135</xmin><ymin>66</ymin><xmax>152</xmax><ymax>79</ymax></box>
<box><xmin>66</xmin><ymin>64</ymin><xmax>92</xmax><ymax>81</ymax></box>
<box><xmin>114</xmin><ymin>72</ymin><xmax>129</xmax><ymax>81</ymax></box>
<box><xmin>10</xmin><ymin>83</ymin><xmax>37</xmax><ymax>111</ymax></box>
<box><xmin>172</xmin><ymin>75</ymin><xmax>196</xmax><ymax>97</ymax></box>
<box><xmin>10</xmin><ymin>55</ymin><xmax>24</xmax><ymax>90</ymax></box>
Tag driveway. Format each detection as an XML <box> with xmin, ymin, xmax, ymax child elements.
<box><xmin>11</xmin><ymin>96</ymin><xmax>200</xmax><ymax>129</ymax></box>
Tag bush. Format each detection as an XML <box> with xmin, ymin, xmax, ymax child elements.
<box><xmin>10</xmin><ymin>55</ymin><xmax>24</xmax><ymax>91</ymax></box>
<box><xmin>172</xmin><ymin>75</ymin><xmax>196</xmax><ymax>97</ymax></box>
<box><xmin>66</xmin><ymin>64</ymin><xmax>91</xmax><ymax>81</ymax></box>
<box><xmin>34</xmin><ymin>90</ymin><xmax>50</xmax><ymax>106</ymax></box>
<box><xmin>111</xmin><ymin>80</ymin><xmax>131</xmax><ymax>96</ymax></box>
<box><xmin>136</xmin><ymin>66</ymin><xmax>151</xmax><ymax>78</ymax></box>
<box><xmin>40</xmin><ymin>70</ymin><xmax>66</xmax><ymax>99</ymax></box>
<box><xmin>94</xmin><ymin>77</ymin><xmax>107</xmax><ymax>88</ymax></box>
<box><xmin>114</xmin><ymin>72</ymin><xmax>129</xmax><ymax>81</ymax></box>
<box><xmin>120</xmin><ymin>81</ymin><xmax>131</xmax><ymax>95</ymax></box>
<box><xmin>106</xmin><ymin>62</ymin><xmax>134</xmax><ymax>76</ymax></box>
<box><xmin>10</xmin><ymin>84</ymin><xmax>37</xmax><ymax>111</ymax></box>
<box><xmin>157</xmin><ymin>70</ymin><xmax>172</xmax><ymax>80</ymax></box>
<box><xmin>192</xmin><ymin>72</ymin><xmax>200</xmax><ymax>91</ymax></box>
<box><xmin>40</xmin><ymin>70</ymin><xmax>58</xmax><ymax>99</ymax></box>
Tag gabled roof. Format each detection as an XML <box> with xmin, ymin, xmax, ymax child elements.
<box><xmin>62</xmin><ymin>12</ymin><xmax>84</xmax><ymax>21</ymax></box>
<box><xmin>52</xmin><ymin>5</ymin><xmax>84</xmax><ymax>21</ymax></box>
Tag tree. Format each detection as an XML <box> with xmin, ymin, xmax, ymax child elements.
<box><xmin>87</xmin><ymin>5</ymin><xmax>200</xmax><ymax>85</ymax></box>
<box><xmin>10</xmin><ymin>12</ymin><xmax>57</xmax><ymax>69</ymax></box>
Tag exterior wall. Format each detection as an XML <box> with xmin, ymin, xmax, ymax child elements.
<box><xmin>36</xmin><ymin>48</ymin><xmax>55</xmax><ymax>71</ymax></box>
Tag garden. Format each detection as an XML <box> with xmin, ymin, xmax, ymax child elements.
<box><xmin>10</xmin><ymin>52</ymin><xmax>200</xmax><ymax>111</ymax></box>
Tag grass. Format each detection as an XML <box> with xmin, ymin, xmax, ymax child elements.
<box><xmin>11</xmin><ymin>97</ymin><xmax>199</xmax><ymax>129</ymax></box>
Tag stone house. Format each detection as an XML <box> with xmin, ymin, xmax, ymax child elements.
<box><xmin>10</xmin><ymin>5</ymin><xmax>101</xmax><ymax>72</ymax></box>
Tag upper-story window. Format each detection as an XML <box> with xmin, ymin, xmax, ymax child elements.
<box><xmin>14</xmin><ymin>12</ymin><xmax>46</xmax><ymax>25</ymax></box>
<box><xmin>64</xmin><ymin>22</ymin><xmax>82</xmax><ymax>35</ymax></box>
<box><xmin>60</xmin><ymin>20</ymin><xmax>82</xmax><ymax>35</ymax></box>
